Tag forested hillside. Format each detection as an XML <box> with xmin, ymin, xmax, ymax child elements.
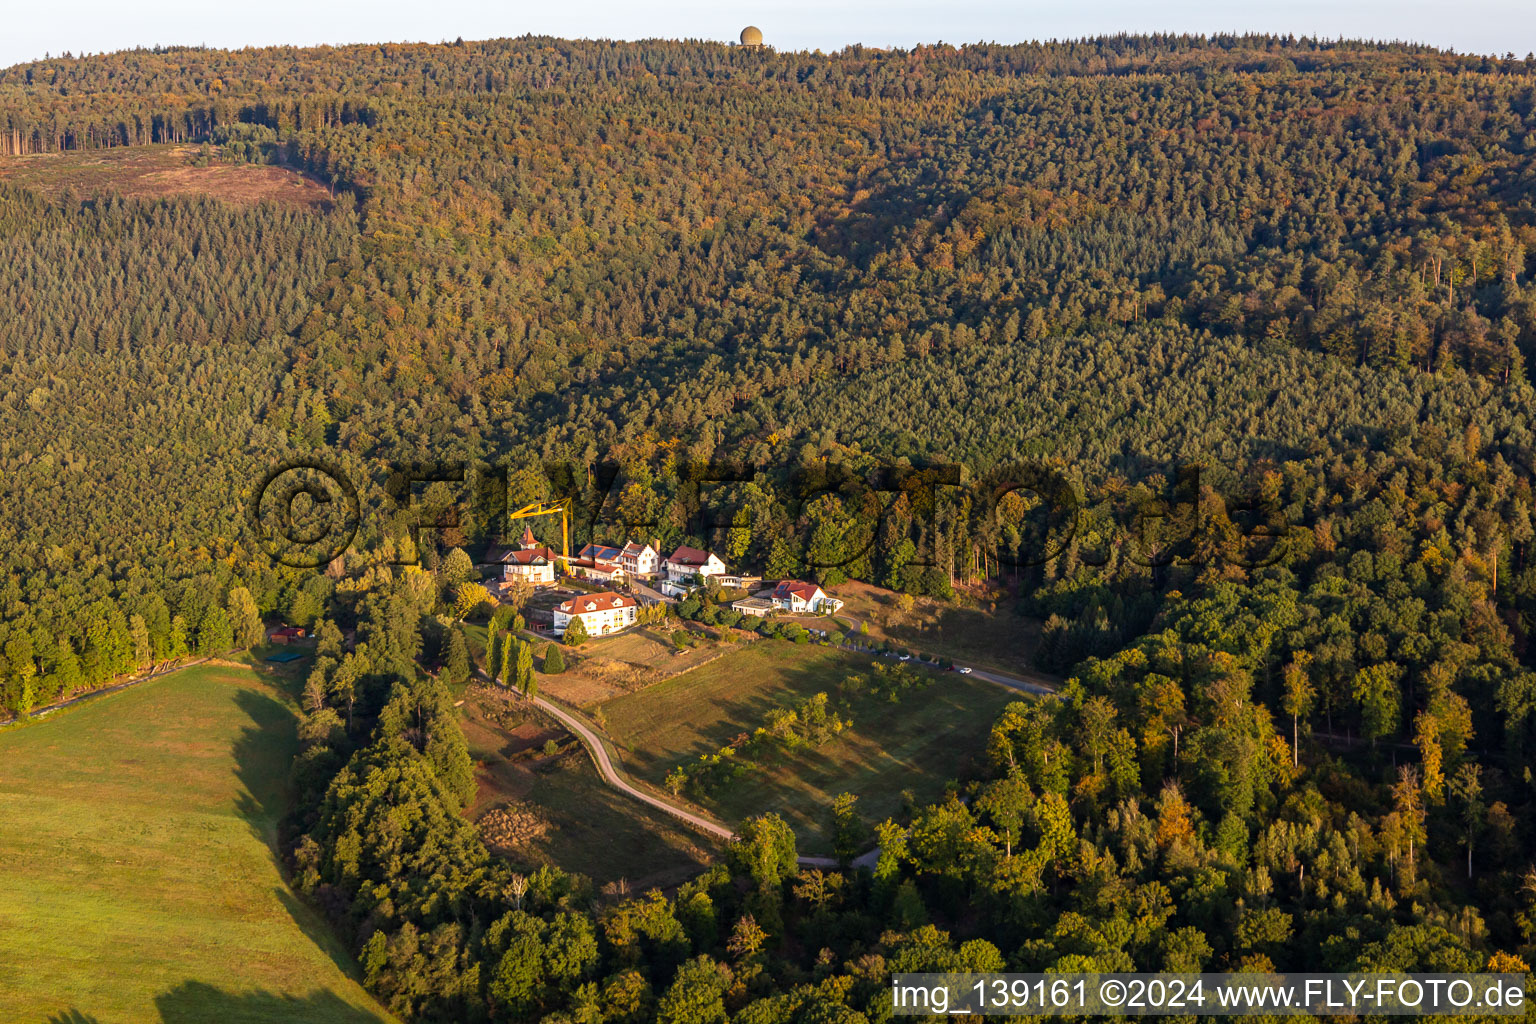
<box><xmin>2</xmin><ymin>32</ymin><xmax>1536</xmax><ymax>1023</ymax></box>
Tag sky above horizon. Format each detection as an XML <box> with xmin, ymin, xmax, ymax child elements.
<box><xmin>4</xmin><ymin>0</ymin><xmax>1534</xmax><ymax>71</ymax></box>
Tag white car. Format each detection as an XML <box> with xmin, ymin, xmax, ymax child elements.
<box><xmin>958</xmin><ymin>666</ymin><xmax>973</xmax><ymax>674</ymax></box>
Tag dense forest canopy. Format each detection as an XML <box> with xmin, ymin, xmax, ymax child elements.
<box><xmin>3</xmin><ymin>32</ymin><xmax>1536</xmax><ymax>1023</ymax></box>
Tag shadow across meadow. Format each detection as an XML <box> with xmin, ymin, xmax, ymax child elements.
<box><xmin>227</xmin><ymin>687</ymin><xmax>377</xmax><ymax>992</ymax></box>
<box><xmin>229</xmin><ymin>684</ymin><xmax>300</xmax><ymax>838</ymax></box>
<box><xmin>46</xmin><ymin>982</ymin><xmax>390</xmax><ymax>1024</ymax></box>
<box><xmin>155</xmin><ymin>980</ymin><xmax>389</xmax><ymax>1024</ymax></box>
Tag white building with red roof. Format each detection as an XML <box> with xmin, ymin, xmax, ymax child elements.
<box><xmin>619</xmin><ymin>541</ymin><xmax>659</xmax><ymax>577</ymax></box>
<box><xmin>770</xmin><ymin>580</ymin><xmax>844</xmax><ymax>615</ymax></box>
<box><xmin>660</xmin><ymin>544</ymin><xmax>728</xmax><ymax>596</ymax></box>
<box><xmin>552</xmin><ymin>591</ymin><xmax>639</xmax><ymax>637</ymax></box>
<box><xmin>662</xmin><ymin>545</ymin><xmax>726</xmax><ymax>582</ymax></box>
<box><xmin>492</xmin><ymin>526</ymin><xmax>558</xmax><ymax>586</ymax></box>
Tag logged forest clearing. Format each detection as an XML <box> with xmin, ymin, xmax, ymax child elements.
<box><xmin>0</xmin><ymin>143</ymin><xmax>336</xmax><ymax>209</ymax></box>
<box><xmin>0</xmin><ymin>663</ymin><xmax>394</xmax><ymax>1024</ymax></box>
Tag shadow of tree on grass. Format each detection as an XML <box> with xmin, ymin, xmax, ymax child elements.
<box><xmin>230</xmin><ymin>685</ymin><xmax>300</xmax><ymax>842</ymax></box>
<box><xmin>154</xmin><ymin>980</ymin><xmax>391</xmax><ymax>1024</ymax></box>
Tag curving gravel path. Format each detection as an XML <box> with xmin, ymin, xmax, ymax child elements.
<box><xmin>525</xmin><ymin>689</ymin><xmax>737</xmax><ymax>841</ymax></box>
<box><xmin>480</xmin><ymin>669</ymin><xmax>881</xmax><ymax>868</ymax></box>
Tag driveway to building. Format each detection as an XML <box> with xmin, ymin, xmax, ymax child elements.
<box><xmin>478</xmin><ymin>668</ymin><xmax>880</xmax><ymax>867</ymax></box>
<box><xmin>524</xmin><ymin>686</ymin><xmax>736</xmax><ymax>841</ymax></box>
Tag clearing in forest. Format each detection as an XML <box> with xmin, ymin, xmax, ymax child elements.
<box><xmin>459</xmin><ymin>687</ymin><xmax>720</xmax><ymax>890</ymax></box>
<box><xmin>794</xmin><ymin>580</ymin><xmax>1045</xmax><ymax>676</ymax></box>
<box><xmin>0</xmin><ymin>144</ymin><xmax>337</xmax><ymax>210</ymax></box>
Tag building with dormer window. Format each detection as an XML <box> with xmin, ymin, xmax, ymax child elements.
<box><xmin>659</xmin><ymin>545</ymin><xmax>728</xmax><ymax>597</ymax></box>
<box><xmin>552</xmin><ymin>591</ymin><xmax>638</xmax><ymax>636</ymax></box>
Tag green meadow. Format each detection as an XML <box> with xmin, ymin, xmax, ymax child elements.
<box><xmin>0</xmin><ymin>663</ymin><xmax>394</xmax><ymax>1024</ymax></box>
<box><xmin>597</xmin><ymin>642</ymin><xmax>1019</xmax><ymax>852</ymax></box>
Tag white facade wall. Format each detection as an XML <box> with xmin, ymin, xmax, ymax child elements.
<box><xmin>622</xmin><ymin>546</ymin><xmax>659</xmax><ymax>575</ymax></box>
<box><xmin>553</xmin><ymin>603</ymin><xmax>638</xmax><ymax>636</ymax></box>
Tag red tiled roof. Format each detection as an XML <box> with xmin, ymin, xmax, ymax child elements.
<box><xmin>773</xmin><ymin>580</ymin><xmax>823</xmax><ymax>601</ymax></box>
<box><xmin>621</xmin><ymin>541</ymin><xmax>652</xmax><ymax>557</ymax></box>
<box><xmin>505</xmin><ymin>547</ymin><xmax>555</xmax><ymax>565</ymax></box>
<box><xmin>557</xmin><ymin>592</ymin><xmax>636</xmax><ymax>614</ymax></box>
<box><xmin>519</xmin><ymin>525</ymin><xmax>538</xmax><ymax>547</ymax></box>
<box><xmin>667</xmin><ymin>545</ymin><xmax>716</xmax><ymax>566</ymax></box>
<box><xmin>572</xmin><ymin>559</ymin><xmax>623</xmax><ymax>575</ymax></box>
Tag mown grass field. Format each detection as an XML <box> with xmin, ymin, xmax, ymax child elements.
<box><xmin>597</xmin><ymin>642</ymin><xmax>1020</xmax><ymax>853</ymax></box>
<box><xmin>0</xmin><ymin>663</ymin><xmax>394</xmax><ymax>1024</ymax></box>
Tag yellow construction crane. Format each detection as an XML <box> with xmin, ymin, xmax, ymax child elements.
<box><xmin>508</xmin><ymin>499</ymin><xmax>571</xmax><ymax>559</ymax></box>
